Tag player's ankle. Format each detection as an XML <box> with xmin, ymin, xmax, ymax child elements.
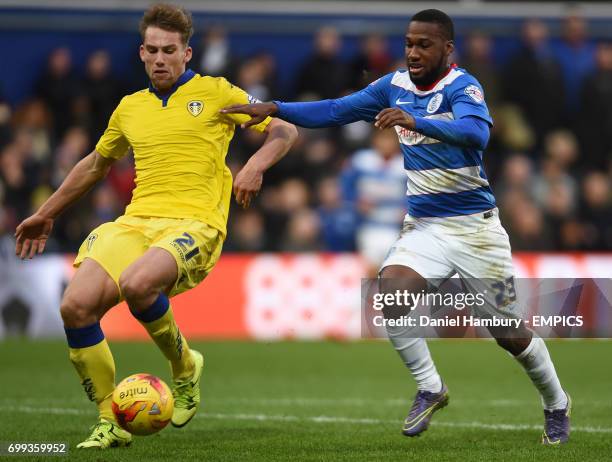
<box><xmin>98</xmin><ymin>396</ymin><xmax>117</xmax><ymax>423</ymax></box>
<box><xmin>172</xmin><ymin>353</ymin><xmax>195</xmax><ymax>381</ymax></box>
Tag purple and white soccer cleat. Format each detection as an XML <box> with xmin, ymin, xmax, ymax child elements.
<box><xmin>542</xmin><ymin>392</ymin><xmax>571</xmax><ymax>445</ymax></box>
<box><xmin>402</xmin><ymin>383</ymin><xmax>449</xmax><ymax>437</ymax></box>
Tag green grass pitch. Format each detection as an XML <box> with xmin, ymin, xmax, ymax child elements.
<box><xmin>1</xmin><ymin>339</ymin><xmax>611</xmax><ymax>461</ymax></box>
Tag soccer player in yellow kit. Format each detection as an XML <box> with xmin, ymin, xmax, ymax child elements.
<box><xmin>14</xmin><ymin>4</ymin><xmax>297</xmax><ymax>449</ymax></box>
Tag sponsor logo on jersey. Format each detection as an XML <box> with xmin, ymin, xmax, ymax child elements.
<box><xmin>187</xmin><ymin>100</ymin><xmax>204</xmax><ymax>116</ymax></box>
<box><xmin>395</xmin><ymin>126</ymin><xmax>426</xmax><ymax>145</ymax></box>
<box><xmin>247</xmin><ymin>94</ymin><xmax>262</xmax><ymax>104</ymax></box>
<box><xmin>464</xmin><ymin>85</ymin><xmax>484</xmax><ymax>103</ymax></box>
<box><xmin>427</xmin><ymin>93</ymin><xmax>443</xmax><ymax>113</ymax></box>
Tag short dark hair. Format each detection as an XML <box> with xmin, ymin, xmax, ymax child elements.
<box><xmin>140</xmin><ymin>3</ymin><xmax>194</xmax><ymax>46</ymax></box>
<box><xmin>410</xmin><ymin>9</ymin><xmax>454</xmax><ymax>41</ymax></box>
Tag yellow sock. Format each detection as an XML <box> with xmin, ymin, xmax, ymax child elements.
<box><xmin>139</xmin><ymin>306</ymin><xmax>195</xmax><ymax>381</ymax></box>
<box><xmin>68</xmin><ymin>339</ymin><xmax>116</xmax><ymax>422</ymax></box>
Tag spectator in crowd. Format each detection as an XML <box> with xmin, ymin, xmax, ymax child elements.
<box><xmin>1</xmin><ymin>142</ymin><xmax>37</xmax><ymax>225</ymax></box>
<box><xmin>316</xmin><ymin>176</ymin><xmax>358</xmax><ymax>252</ymax></box>
<box><xmin>340</xmin><ymin>129</ymin><xmax>406</xmax><ymax>275</ymax></box>
<box><xmin>503</xmin><ymin>19</ymin><xmax>565</xmax><ymax>146</ymax></box>
<box><xmin>35</xmin><ymin>47</ymin><xmax>82</xmax><ymax>140</ymax></box>
<box><xmin>193</xmin><ymin>25</ymin><xmax>239</xmax><ymax>80</ymax></box>
<box><xmin>459</xmin><ymin>30</ymin><xmax>502</xmax><ymax>106</ymax></box>
<box><xmin>0</xmin><ymin>93</ymin><xmax>11</xmax><ymax>150</ymax></box>
<box><xmin>81</xmin><ymin>50</ymin><xmax>124</xmax><ymax>141</ymax></box>
<box><xmin>553</xmin><ymin>12</ymin><xmax>596</xmax><ymax>114</ymax></box>
<box><xmin>281</xmin><ymin>209</ymin><xmax>322</xmax><ymax>252</ymax></box>
<box><xmin>295</xmin><ymin>26</ymin><xmax>348</xmax><ymax>100</ymax></box>
<box><xmin>225</xmin><ymin>209</ymin><xmax>267</xmax><ymax>252</ymax></box>
<box><xmin>89</xmin><ymin>184</ymin><xmax>122</xmax><ymax>228</ymax></box>
<box><xmin>10</xmin><ymin>99</ymin><xmax>52</xmax><ymax>164</ymax></box>
<box><xmin>299</xmin><ymin>135</ymin><xmax>342</xmax><ymax>187</ymax></box>
<box><xmin>533</xmin><ymin>157</ymin><xmax>578</xmax><ymax>215</ymax></box>
<box><xmin>543</xmin><ymin>180</ymin><xmax>577</xmax><ymax>249</ymax></box>
<box><xmin>51</xmin><ymin>126</ymin><xmax>90</xmax><ymax>188</ymax></box>
<box><xmin>502</xmin><ymin>192</ymin><xmax>554</xmax><ymax>251</ymax></box>
<box><xmin>579</xmin><ymin>171</ymin><xmax>612</xmax><ymax>250</ymax></box>
<box><xmin>258</xmin><ymin>178</ymin><xmax>312</xmax><ymax>251</ymax></box>
<box><xmin>578</xmin><ymin>42</ymin><xmax>612</xmax><ymax>170</ymax></box>
<box><xmin>235</xmin><ymin>53</ymin><xmax>279</xmax><ymax>103</ymax></box>
<box><xmin>348</xmin><ymin>33</ymin><xmax>393</xmax><ymax>91</ymax></box>
<box><xmin>494</xmin><ymin>153</ymin><xmax>536</xmax><ymax>201</ymax></box>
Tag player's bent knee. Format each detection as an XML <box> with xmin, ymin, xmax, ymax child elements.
<box><xmin>379</xmin><ymin>266</ymin><xmax>428</xmax><ymax>320</ymax></box>
<box><xmin>119</xmin><ymin>271</ymin><xmax>157</xmax><ymax>305</ymax></box>
<box><xmin>60</xmin><ymin>294</ymin><xmax>98</xmax><ymax>328</ymax></box>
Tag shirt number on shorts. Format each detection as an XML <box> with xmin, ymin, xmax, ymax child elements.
<box><xmin>173</xmin><ymin>233</ymin><xmax>200</xmax><ymax>261</ymax></box>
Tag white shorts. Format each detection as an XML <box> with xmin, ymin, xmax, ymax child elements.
<box><xmin>380</xmin><ymin>208</ymin><xmax>520</xmax><ymax>318</ymax></box>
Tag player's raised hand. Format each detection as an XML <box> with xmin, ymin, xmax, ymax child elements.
<box><xmin>374</xmin><ymin>108</ymin><xmax>416</xmax><ymax>130</ymax></box>
<box><xmin>220</xmin><ymin>102</ymin><xmax>279</xmax><ymax>129</ymax></box>
<box><xmin>15</xmin><ymin>213</ymin><xmax>54</xmax><ymax>260</ymax></box>
<box><xmin>233</xmin><ymin>164</ymin><xmax>264</xmax><ymax>209</ymax></box>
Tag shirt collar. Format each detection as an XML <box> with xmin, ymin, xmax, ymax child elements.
<box><xmin>148</xmin><ymin>68</ymin><xmax>196</xmax><ymax>106</ymax></box>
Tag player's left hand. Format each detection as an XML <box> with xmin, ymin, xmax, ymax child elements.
<box><xmin>374</xmin><ymin>108</ymin><xmax>416</xmax><ymax>130</ymax></box>
<box><xmin>233</xmin><ymin>164</ymin><xmax>263</xmax><ymax>208</ymax></box>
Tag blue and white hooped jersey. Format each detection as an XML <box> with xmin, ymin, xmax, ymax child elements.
<box><xmin>329</xmin><ymin>67</ymin><xmax>495</xmax><ymax>219</ymax></box>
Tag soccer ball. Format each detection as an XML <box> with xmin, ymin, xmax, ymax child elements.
<box><xmin>111</xmin><ymin>373</ymin><xmax>174</xmax><ymax>436</ymax></box>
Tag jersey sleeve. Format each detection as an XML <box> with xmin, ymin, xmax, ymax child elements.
<box><xmin>218</xmin><ymin>78</ymin><xmax>272</xmax><ymax>132</ymax></box>
<box><xmin>95</xmin><ymin>100</ymin><xmax>130</xmax><ymax>160</ymax></box>
<box><xmin>449</xmin><ymin>75</ymin><xmax>493</xmax><ymax>125</ymax></box>
<box><xmin>274</xmin><ymin>72</ymin><xmax>393</xmax><ymax>127</ymax></box>
<box><xmin>335</xmin><ymin>72</ymin><xmax>392</xmax><ymax>122</ymax></box>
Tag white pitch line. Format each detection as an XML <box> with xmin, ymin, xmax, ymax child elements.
<box><xmin>2</xmin><ymin>405</ymin><xmax>611</xmax><ymax>434</ymax></box>
<box><xmin>5</xmin><ymin>396</ymin><xmax>609</xmax><ymax>408</ymax></box>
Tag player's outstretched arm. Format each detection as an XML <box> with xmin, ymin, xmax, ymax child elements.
<box><xmin>233</xmin><ymin>118</ymin><xmax>298</xmax><ymax>208</ymax></box>
<box><xmin>221</xmin><ymin>80</ymin><xmax>389</xmax><ymax>130</ymax></box>
<box><xmin>220</xmin><ymin>102</ymin><xmax>279</xmax><ymax>129</ymax></box>
<box><xmin>15</xmin><ymin>150</ymin><xmax>115</xmax><ymax>259</ymax></box>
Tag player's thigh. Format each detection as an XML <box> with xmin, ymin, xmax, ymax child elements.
<box><xmin>118</xmin><ymin>247</ymin><xmax>179</xmax><ymax>299</ymax></box>
<box><xmin>151</xmin><ymin>219</ymin><xmax>223</xmax><ymax>297</ymax></box>
<box><xmin>450</xmin><ymin>224</ymin><xmax>521</xmax><ymax>319</ymax></box>
<box><xmin>379</xmin><ymin>225</ymin><xmax>454</xmax><ymax>318</ymax></box>
<box><xmin>74</xmin><ymin>218</ymin><xmax>148</xmax><ymax>297</ymax></box>
<box><xmin>380</xmin><ymin>223</ymin><xmax>454</xmax><ymax>283</ymax></box>
<box><xmin>449</xmin><ymin>223</ymin><xmax>515</xmax><ymax>281</ymax></box>
<box><xmin>61</xmin><ymin>258</ymin><xmax>120</xmax><ymax>327</ymax></box>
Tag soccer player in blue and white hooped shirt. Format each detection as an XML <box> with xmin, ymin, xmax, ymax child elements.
<box><xmin>222</xmin><ymin>9</ymin><xmax>570</xmax><ymax>445</ymax></box>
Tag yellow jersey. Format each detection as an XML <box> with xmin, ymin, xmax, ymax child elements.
<box><xmin>95</xmin><ymin>69</ymin><xmax>270</xmax><ymax>237</ymax></box>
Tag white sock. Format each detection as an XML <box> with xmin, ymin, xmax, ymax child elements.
<box><xmin>387</xmin><ymin>328</ymin><xmax>442</xmax><ymax>392</ymax></box>
<box><xmin>514</xmin><ymin>336</ymin><xmax>567</xmax><ymax>410</ymax></box>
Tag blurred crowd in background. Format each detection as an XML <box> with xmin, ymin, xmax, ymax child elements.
<box><xmin>1</xmin><ymin>12</ymin><xmax>611</xmax><ymax>265</ymax></box>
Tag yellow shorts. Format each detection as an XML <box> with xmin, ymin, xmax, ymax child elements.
<box><xmin>74</xmin><ymin>215</ymin><xmax>223</xmax><ymax>298</ymax></box>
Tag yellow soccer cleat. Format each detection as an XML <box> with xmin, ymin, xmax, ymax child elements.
<box><xmin>171</xmin><ymin>349</ymin><xmax>204</xmax><ymax>428</ymax></box>
<box><xmin>76</xmin><ymin>418</ymin><xmax>132</xmax><ymax>449</ymax></box>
